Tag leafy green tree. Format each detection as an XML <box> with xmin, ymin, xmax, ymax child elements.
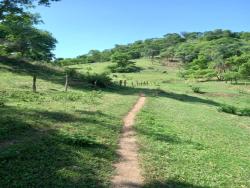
<box><xmin>87</xmin><ymin>50</ymin><xmax>102</xmax><ymax>62</ymax></box>
<box><xmin>239</xmin><ymin>61</ymin><xmax>250</xmax><ymax>78</ymax></box>
<box><xmin>109</xmin><ymin>52</ymin><xmax>139</xmax><ymax>73</ymax></box>
<box><xmin>1</xmin><ymin>13</ymin><xmax>56</xmax><ymax>61</ymax></box>
<box><xmin>0</xmin><ymin>0</ymin><xmax>60</xmax><ymax>20</ymax></box>
<box><xmin>163</xmin><ymin>33</ymin><xmax>185</xmax><ymax>47</ymax></box>
<box><xmin>111</xmin><ymin>52</ymin><xmax>130</xmax><ymax>67</ymax></box>
<box><xmin>181</xmin><ymin>32</ymin><xmax>202</xmax><ymax>40</ymax></box>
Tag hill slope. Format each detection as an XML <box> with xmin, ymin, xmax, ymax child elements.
<box><xmin>0</xmin><ymin>58</ymin><xmax>249</xmax><ymax>187</ymax></box>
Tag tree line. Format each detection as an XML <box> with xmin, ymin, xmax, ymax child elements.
<box><xmin>0</xmin><ymin>1</ymin><xmax>249</xmax><ymax>81</ymax></box>
<box><xmin>57</xmin><ymin>29</ymin><xmax>250</xmax><ymax>81</ymax></box>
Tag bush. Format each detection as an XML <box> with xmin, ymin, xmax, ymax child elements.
<box><xmin>218</xmin><ymin>104</ymin><xmax>250</xmax><ymax>117</ymax></box>
<box><xmin>218</xmin><ymin>104</ymin><xmax>237</xmax><ymax>114</ymax></box>
<box><xmin>65</xmin><ymin>68</ymin><xmax>78</xmax><ymax>77</ymax></box>
<box><xmin>85</xmin><ymin>73</ymin><xmax>112</xmax><ymax>87</ymax></box>
<box><xmin>108</xmin><ymin>63</ymin><xmax>140</xmax><ymax>73</ymax></box>
<box><xmin>191</xmin><ymin>86</ymin><xmax>202</xmax><ymax>93</ymax></box>
<box><xmin>238</xmin><ymin>108</ymin><xmax>250</xmax><ymax>116</ymax></box>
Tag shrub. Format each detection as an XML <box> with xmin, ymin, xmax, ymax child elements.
<box><xmin>65</xmin><ymin>68</ymin><xmax>78</xmax><ymax>77</ymax></box>
<box><xmin>85</xmin><ymin>73</ymin><xmax>112</xmax><ymax>87</ymax></box>
<box><xmin>238</xmin><ymin>108</ymin><xmax>250</xmax><ymax>116</ymax></box>
<box><xmin>108</xmin><ymin>63</ymin><xmax>140</xmax><ymax>73</ymax></box>
<box><xmin>191</xmin><ymin>86</ymin><xmax>202</xmax><ymax>93</ymax></box>
<box><xmin>218</xmin><ymin>104</ymin><xmax>237</xmax><ymax>114</ymax></box>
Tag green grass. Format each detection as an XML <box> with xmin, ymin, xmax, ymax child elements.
<box><xmin>69</xmin><ymin>61</ymin><xmax>112</xmax><ymax>74</ymax></box>
<box><xmin>1</xmin><ymin>58</ymin><xmax>250</xmax><ymax>187</ymax></box>
<box><xmin>130</xmin><ymin>61</ymin><xmax>250</xmax><ymax>187</ymax></box>
<box><xmin>0</xmin><ymin>60</ymin><xmax>138</xmax><ymax>187</ymax></box>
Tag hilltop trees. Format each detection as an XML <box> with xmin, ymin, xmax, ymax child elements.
<box><xmin>54</xmin><ymin>29</ymin><xmax>250</xmax><ymax>82</ymax></box>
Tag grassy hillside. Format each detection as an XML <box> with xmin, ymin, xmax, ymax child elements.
<box><xmin>0</xmin><ymin>58</ymin><xmax>249</xmax><ymax>187</ymax></box>
<box><xmin>0</xmin><ymin>60</ymin><xmax>138</xmax><ymax>187</ymax></box>
<box><xmin>71</xmin><ymin>59</ymin><xmax>250</xmax><ymax>187</ymax></box>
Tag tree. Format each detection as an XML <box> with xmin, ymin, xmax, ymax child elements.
<box><xmin>87</xmin><ymin>50</ymin><xmax>102</xmax><ymax>62</ymax></box>
<box><xmin>181</xmin><ymin>32</ymin><xmax>202</xmax><ymax>40</ymax></box>
<box><xmin>239</xmin><ymin>61</ymin><xmax>250</xmax><ymax>79</ymax></box>
<box><xmin>160</xmin><ymin>47</ymin><xmax>175</xmax><ymax>61</ymax></box>
<box><xmin>111</xmin><ymin>52</ymin><xmax>130</xmax><ymax>67</ymax></box>
<box><xmin>163</xmin><ymin>33</ymin><xmax>185</xmax><ymax>47</ymax></box>
<box><xmin>109</xmin><ymin>52</ymin><xmax>139</xmax><ymax>73</ymax></box>
<box><xmin>0</xmin><ymin>0</ymin><xmax>60</xmax><ymax>20</ymax></box>
<box><xmin>2</xmin><ymin>13</ymin><xmax>56</xmax><ymax>61</ymax></box>
<box><xmin>0</xmin><ymin>0</ymin><xmax>59</xmax><ymax>93</ymax></box>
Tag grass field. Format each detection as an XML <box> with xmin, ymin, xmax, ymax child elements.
<box><xmin>0</xmin><ymin>60</ymin><xmax>138</xmax><ymax>187</ymax></box>
<box><xmin>0</xmin><ymin>58</ymin><xmax>250</xmax><ymax>187</ymax></box>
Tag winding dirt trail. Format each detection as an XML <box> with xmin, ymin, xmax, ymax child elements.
<box><xmin>112</xmin><ymin>95</ymin><xmax>146</xmax><ymax>188</ymax></box>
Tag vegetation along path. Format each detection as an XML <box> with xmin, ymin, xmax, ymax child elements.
<box><xmin>112</xmin><ymin>95</ymin><xmax>146</xmax><ymax>188</ymax></box>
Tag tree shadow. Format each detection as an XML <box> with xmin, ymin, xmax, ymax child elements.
<box><xmin>0</xmin><ymin>105</ymin><xmax>120</xmax><ymax>142</ymax></box>
<box><xmin>104</xmin><ymin>86</ymin><xmax>220</xmax><ymax>107</ymax></box>
<box><xmin>136</xmin><ymin>128</ymin><xmax>205</xmax><ymax>150</ymax></box>
<box><xmin>0</xmin><ymin>104</ymin><xmax>118</xmax><ymax>187</ymax></box>
<box><xmin>144</xmin><ymin>179</ymin><xmax>210</xmax><ymax>188</ymax></box>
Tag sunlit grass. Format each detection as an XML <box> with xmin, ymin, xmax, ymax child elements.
<box><xmin>0</xmin><ymin>58</ymin><xmax>249</xmax><ymax>187</ymax></box>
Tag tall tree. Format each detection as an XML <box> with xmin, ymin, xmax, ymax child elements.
<box><xmin>0</xmin><ymin>0</ymin><xmax>60</xmax><ymax>20</ymax></box>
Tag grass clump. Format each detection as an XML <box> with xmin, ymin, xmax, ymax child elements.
<box><xmin>218</xmin><ymin>104</ymin><xmax>237</xmax><ymax>114</ymax></box>
<box><xmin>218</xmin><ymin>104</ymin><xmax>250</xmax><ymax>117</ymax></box>
<box><xmin>239</xmin><ymin>108</ymin><xmax>250</xmax><ymax>116</ymax></box>
<box><xmin>191</xmin><ymin>86</ymin><xmax>202</xmax><ymax>93</ymax></box>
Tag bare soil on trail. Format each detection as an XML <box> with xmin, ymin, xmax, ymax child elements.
<box><xmin>112</xmin><ymin>96</ymin><xmax>146</xmax><ymax>188</ymax></box>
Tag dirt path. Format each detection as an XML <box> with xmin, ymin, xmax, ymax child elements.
<box><xmin>112</xmin><ymin>95</ymin><xmax>146</xmax><ymax>188</ymax></box>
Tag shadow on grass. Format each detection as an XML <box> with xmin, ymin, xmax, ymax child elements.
<box><xmin>143</xmin><ymin>179</ymin><xmax>210</xmax><ymax>188</ymax></box>
<box><xmin>114</xmin><ymin>179</ymin><xmax>210</xmax><ymax>188</ymax></box>
<box><xmin>136</xmin><ymin>128</ymin><xmax>205</xmax><ymax>150</ymax></box>
<box><xmin>105</xmin><ymin>86</ymin><xmax>220</xmax><ymax>107</ymax></box>
<box><xmin>0</xmin><ymin>105</ymin><xmax>117</xmax><ymax>187</ymax></box>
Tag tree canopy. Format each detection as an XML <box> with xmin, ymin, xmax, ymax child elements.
<box><xmin>0</xmin><ymin>0</ymin><xmax>59</xmax><ymax>61</ymax></box>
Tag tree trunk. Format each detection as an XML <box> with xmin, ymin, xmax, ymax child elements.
<box><xmin>65</xmin><ymin>73</ymin><xmax>68</xmax><ymax>92</ymax></box>
<box><xmin>33</xmin><ymin>75</ymin><xmax>37</xmax><ymax>92</ymax></box>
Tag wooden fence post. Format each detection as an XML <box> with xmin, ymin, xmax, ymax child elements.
<box><xmin>119</xmin><ymin>80</ymin><xmax>123</xmax><ymax>86</ymax></box>
<box><xmin>124</xmin><ymin>80</ymin><xmax>127</xmax><ymax>87</ymax></box>
<box><xmin>33</xmin><ymin>75</ymin><xmax>37</xmax><ymax>92</ymax></box>
<box><xmin>65</xmin><ymin>73</ymin><xmax>68</xmax><ymax>92</ymax></box>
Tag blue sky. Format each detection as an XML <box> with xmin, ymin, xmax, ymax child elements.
<box><xmin>35</xmin><ymin>0</ymin><xmax>250</xmax><ymax>58</ymax></box>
